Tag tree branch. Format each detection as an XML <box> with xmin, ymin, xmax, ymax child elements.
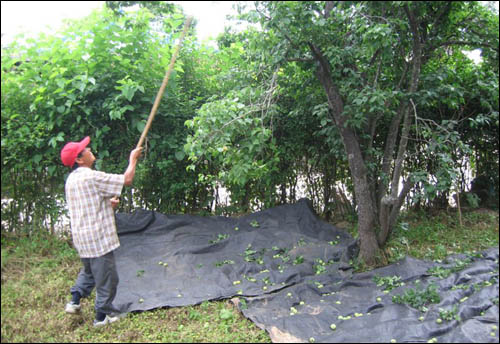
<box><xmin>389</xmin><ymin>5</ymin><xmax>422</xmax><ymax>202</ymax></box>
<box><xmin>254</xmin><ymin>6</ymin><xmax>303</xmax><ymax>52</ymax></box>
<box><xmin>324</xmin><ymin>1</ymin><xmax>335</xmax><ymax>19</ymax></box>
<box><xmin>287</xmin><ymin>57</ymin><xmax>315</xmax><ymax>63</ymax></box>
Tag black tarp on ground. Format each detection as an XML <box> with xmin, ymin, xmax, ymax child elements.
<box><xmin>238</xmin><ymin>248</ymin><xmax>499</xmax><ymax>343</ymax></box>
<box><xmin>113</xmin><ymin>199</ymin><xmax>357</xmax><ymax>310</ymax></box>
<box><xmin>113</xmin><ymin>199</ymin><xmax>499</xmax><ymax>343</ymax></box>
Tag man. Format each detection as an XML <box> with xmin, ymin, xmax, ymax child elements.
<box><xmin>60</xmin><ymin>136</ymin><xmax>142</xmax><ymax>327</ymax></box>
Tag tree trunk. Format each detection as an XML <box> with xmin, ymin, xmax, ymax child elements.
<box><xmin>302</xmin><ymin>2</ymin><xmax>430</xmax><ymax>264</ymax></box>
<box><xmin>309</xmin><ymin>42</ymin><xmax>380</xmax><ymax>265</ymax></box>
<box><xmin>322</xmin><ymin>159</ymin><xmax>336</xmax><ymax>221</ymax></box>
<box><xmin>378</xmin><ymin>4</ymin><xmax>422</xmax><ymax>245</ymax></box>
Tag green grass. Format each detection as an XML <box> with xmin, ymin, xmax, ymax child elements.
<box><xmin>1</xmin><ymin>230</ymin><xmax>270</xmax><ymax>343</ymax></box>
<box><xmin>392</xmin><ymin>283</ymin><xmax>441</xmax><ymax>312</ymax></box>
<box><xmin>1</xmin><ymin>208</ymin><xmax>498</xmax><ymax>342</ymax></box>
<box><xmin>384</xmin><ymin>208</ymin><xmax>499</xmax><ymax>263</ymax></box>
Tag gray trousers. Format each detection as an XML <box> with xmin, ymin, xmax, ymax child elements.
<box><xmin>70</xmin><ymin>250</ymin><xmax>121</xmax><ymax>315</ymax></box>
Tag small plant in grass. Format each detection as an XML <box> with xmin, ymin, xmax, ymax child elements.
<box><xmin>239</xmin><ymin>297</ymin><xmax>248</xmax><ymax>310</ymax></box>
<box><xmin>241</xmin><ymin>246</ymin><xmax>267</xmax><ymax>265</ymax></box>
<box><xmin>209</xmin><ymin>233</ymin><xmax>229</xmax><ymax>244</ymax></box>
<box><xmin>439</xmin><ymin>305</ymin><xmax>460</xmax><ymax>322</ymax></box>
<box><xmin>297</xmin><ymin>238</ymin><xmax>307</xmax><ymax>246</ymax></box>
<box><xmin>473</xmin><ymin>276</ymin><xmax>498</xmax><ymax>291</ymax></box>
<box><xmin>427</xmin><ymin>258</ymin><xmax>472</xmax><ymax>278</ymax></box>
<box><xmin>293</xmin><ymin>255</ymin><xmax>304</xmax><ymax>265</ymax></box>
<box><xmin>244</xmin><ymin>274</ymin><xmax>257</xmax><ymax>283</ymax></box>
<box><xmin>450</xmin><ymin>258</ymin><xmax>473</xmax><ymax>274</ymax></box>
<box><xmin>392</xmin><ymin>283</ymin><xmax>440</xmax><ymax>312</ymax></box>
<box><xmin>373</xmin><ymin>275</ymin><xmax>404</xmax><ymax>292</ymax></box>
<box><xmin>273</xmin><ymin>247</ymin><xmax>291</xmax><ymax>263</ymax></box>
<box><xmin>219</xmin><ymin>308</ymin><xmax>234</xmax><ymax>320</ymax></box>
<box><xmin>214</xmin><ymin>259</ymin><xmax>235</xmax><ymax>267</ymax></box>
<box><xmin>313</xmin><ymin>258</ymin><xmax>335</xmax><ymax>275</ymax></box>
<box><xmin>242</xmin><ymin>244</ymin><xmax>257</xmax><ymax>262</ymax></box>
<box><xmin>427</xmin><ymin>266</ymin><xmax>452</xmax><ymax>279</ymax></box>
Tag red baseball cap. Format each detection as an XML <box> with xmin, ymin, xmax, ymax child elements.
<box><xmin>60</xmin><ymin>136</ymin><xmax>90</xmax><ymax>167</ymax></box>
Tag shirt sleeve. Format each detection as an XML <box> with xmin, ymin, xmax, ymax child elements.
<box><xmin>92</xmin><ymin>170</ymin><xmax>125</xmax><ymax>198</ymax></box>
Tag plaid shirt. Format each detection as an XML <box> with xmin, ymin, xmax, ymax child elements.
<box><xmin>65</xmin><ymin>167</ymin><xmax>125</xmax><ymax>258</ymax></box>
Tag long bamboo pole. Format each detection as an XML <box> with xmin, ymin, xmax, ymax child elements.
<box><xmin>136</xmin><ymin>16</ymin><xmax>193</xmax><ymax>149</ymax></box>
